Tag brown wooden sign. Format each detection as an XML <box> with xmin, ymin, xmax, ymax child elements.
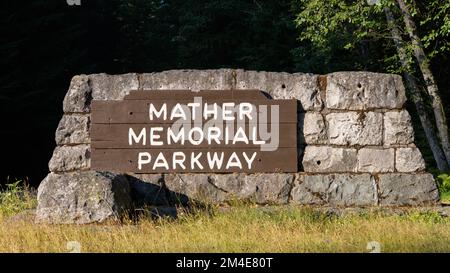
<box><xmin>91</xmin><ymin>90</ymin><xmax>297</xmax><ymax>173</ymax></box>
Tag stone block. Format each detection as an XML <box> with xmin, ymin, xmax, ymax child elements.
<box><xmin>357</xmin><ymin>148</ymin><xmax>395</xmax><ymax>173</ymax></box>
<box><xmin>55</xmin><ymin>114</ymin><xmax>90</xmax><ymax>145</ymax></box>
<box><xmin>327</xmin><ymin>112</ymin><xmax>382</xmax><ymax>146</ymax></box>
<box><xmin>48</xmin><ymin>145</ymin><xmax>90</xmax><ymax>172</ymax></box>
<box><xmin>298</xmin><ymin>112</ymin><xmax>327</xmax><ymax>144</ymax></box>
<box><xmin>164</xmin><ymin>174</ymin><xmax>229</xmax><ymax>204</ymax></box>
<box><xmin>234</xmin><ymin>70</ymin><xmax>323</xmax><ymax>110</ymax></box>
<box><xmin>326</xmin><ymin>72</ymin><xmax>406</xmax><ymax>110</ymax></box>
<box><xmin>290</xmin><ymin>174</ymin><xmax>377</xmax><ymax>206</ymax></box>
<box><xmin>378</xmin><ymin>173</ymin><xmax>439</xmax><ymax>206</ymax></box>
<box><xmin>63</xmin><ymin>75</ymin><xmax>91</xmax><ymax>113</ymax></box>
<box><xmin>163</xmin><ymin>173</ymin><xmax>293</xmax><ymax>204</ymax></box>
<box><xmin>395</xmin><ymin>147</ymin><xmax>426</xmax><ymax>172</ymax></box>
<box><xmin>241</xmin><ymin>174</ymin><xmax>294</xmax><ymax>204</ymax></box>
<box><xmin>140</xmin><ymin>69</ymin><xmax>234</xmax><ymax>91</ymax></box>
<box><xmin>384</xmin><ymin>110</ymin><xmax>414</xmax><ymax>145</ymax></box>
<box><xmin>302</xmin><ymin>146</ymin><xmax>357</xmax><ymax>172</ymax></box>
<box><xmin>90</xmin><ymin>73</ymin><xmax>139</xmax><ymax>100</ymax></box>
<box><xmin>126</xmin><ymin>174</ymin><xmax>169</xmax><ymax>206</ymax></box>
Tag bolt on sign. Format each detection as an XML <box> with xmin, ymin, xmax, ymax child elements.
<box><xmin>91</xmin><ymin>90</ymin><xmax>297</xmax><ymax>173</ymax></box>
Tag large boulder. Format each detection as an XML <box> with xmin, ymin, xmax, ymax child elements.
<box><xmin>36</xmin><ymin>171</ymin><xmax>132</xmax><ymax>224</ymax></box>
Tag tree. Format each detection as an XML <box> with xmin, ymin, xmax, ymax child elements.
<box><xmin>291</xmin><ymin>0</ymin><xmax>393</xmax><ymax>73</ymax></box>
<box><xmin>384</xmin><ymin>6</ymin><xmax>448</xmax><ymax>170</ymax></box>
<box><xmin>113</xmin><ymin>0</ymin><xmax>298</xmax><ymax>72</ymax></box>
<box><xmin>395</xmin><ymin>0</ymin><xmax>450</xmax><ymax>166</ymax></box>
<box><xmin>292</xmin><ymin>0</ymin><xmax>450</xmax><ymax>170</ymax></box>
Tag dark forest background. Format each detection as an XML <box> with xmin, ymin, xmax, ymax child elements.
<box><xmin>1</xmin><ymin>0</ymin><xmax>448</xmax><ymax>187</ymax></box>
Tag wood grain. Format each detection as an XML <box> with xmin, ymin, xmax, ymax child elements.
<box><xmin>90</xmin><ymin>90</ymin><xmax>298</xmax><ymax>173</ymax></box>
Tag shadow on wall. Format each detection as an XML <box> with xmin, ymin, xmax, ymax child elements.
<box><xmin>127</xmin><ymin>174</ymin><xmax>210</xmax><ymax>220</ymax></box>
<box><xmin>296</xmin><ymin>100</ymin><xmax>306</xmax><ymax>171</ymax></box>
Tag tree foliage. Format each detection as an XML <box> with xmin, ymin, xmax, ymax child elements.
<box><xmin>112</xmin><ymin>0</ymin><xmax>298</xmax><ymax>72</ymax></box>
<box><xmin>291</xmin><ymin>0</ymin><xmax>450</xmax><ymax>169</ymax></box>
<box><xmin>291</xmin><ymin>0</ymin><xmax>394</xmax><ymax>73</ymax></box>
<box><xmin>292</xmin><ymin>0</ymin><xmax>449</xmax><ymax>75</ymax></box>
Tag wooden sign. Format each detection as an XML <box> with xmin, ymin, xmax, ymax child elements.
<box><xmin>91</xmin><ymin>90</ymin><xmax>297</xmax><ymax>173</ymax></box>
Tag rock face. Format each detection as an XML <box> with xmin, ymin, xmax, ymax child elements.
<box><xmin>326</xmin><ymin>72</ymin><xmax>406</xmax><ymax>110</ymax></box>
<box><xmin>48</xmin><ymin>145</ymin><xmax>90</xmax><ymax>172</ymax></box>
<box><xmin>302</xmin><ymin>146</ymin><xmax>357</xmax><ymax>172</ymax></box>
<box><xmin>395</xmin><ymin>148</ymin><xmax>426</xmax><ymax>172</ymax></box>
<box><xmin>291</xmin><ymin>174</ymin><xmax>377</xmax><ymax>206</ymax></box>
<box><xmin>36</xmin><ymin>171</ymin><xmax>131</xmax><ymax>224</ymax></box>
<box><xmin>55</xmin><ymin>114</ymin><xmax>90</xmax><ymax>145</ymax></box>
<box><xmin>378</xmin><ymin>174</ymin><xmax>439</xmax><ymax>206</ymax></box>
<box><xmin>37</xmin><ymin>69</ymin><xmax>439</xmax><ymax>224</ymax></box>
<box><xmin>164</xmin><ymin>173</ymin><xmax>294</xmax><ymax>204</ymax></box>
<box><xmin>298</xmin><ymin>113</ymin><xmax>327</xmax><ymax>144</ymax></box>
<box><xmin>90</xmin><ymin>73</ymin><xmax>139</xmax><ymax>100</ymax></box>
<box><xmin>384</xmin><ymin>110</ymin><xmax>414</xmax><ymax>145</ymax></box>
<box><xmin>327</xmin><ymin>112</ymin><xmax>383</xmax><ymax>146</ymax></box>
<box><xmin>234</xmin><ymin>71</ymin><xmax>323</xmax><ymax>110</ymax></box>
<box><xmin>140</xmin><ymin>69</ymin><xmax>234</xmax><ymax>92</ymax></box>
<box><xmin>62</xmin><ymin>75</ymin><xmax>92</xmax><ymax>113</ymax></box>
<box><xmin>357</xmin><ymin>148</ymin><xmax>395</xmax><ymax>173</ymax></box>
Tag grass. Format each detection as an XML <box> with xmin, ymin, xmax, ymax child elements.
<box><xmin>436</xmin><ymin>173</ymin><xmax>450</xmax><ymax>203</ymax></box>
<box><xmin>441</xmin><ymin>192</ymin><xmax>450</xmax><ymax>203</ymax></box>
<box><xmin>0</xmin><ymin>182</ymin><xmax>449</xmax><ymax>253</ymax></box>
<box><xmin>0</xmin><ymin>181</ymin><xmax>36</xmax><ymax>217</ymax></box>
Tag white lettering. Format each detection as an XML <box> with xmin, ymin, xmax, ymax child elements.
<box><xmin>138</xmin><ymin>152</ymin><xmax>151</xmax><ymax>170</ymax></box>
<box><xmin>233</xmin><ymin>127</ymin><xmax>249</xmax><ymax>144</ymax></box>
<box><xmin>207</xmin><ymin>127</ymin><xmax>221</xmax><ymax>144</ymax></box>
<box><xmin>191</xmin><ymin>152</ymin><xmax>204</xmax><ymax>170</ymax></box>
<box><xmin>203</xmin><ymin>103</ymin><xmax>218</xmax><ymax>120</ymax></box>
<box><xmin>149</xmin><ymin>104</ymin><xmax>167</xmax><ymax>120</ymax></box>
<box><xmin>239</xmin><ymin>103</ymin><xmax>254</xmax><ymax>120</ymax></box>
<box><xmin>207</xmin><ymin>152</ymin><xmax>224</xmax><ymax>169</ymax></box>
<box><xmin>149</xmin><ymin>127</ymin><xmax>163</xmax><ymax>146</ymax></box>
<box><xmin>153</xmin><ymin>152</ymin><xmax>169</xmax><ymax>170</ymax></box>
<box><xmin>188</xmin><ymin>127</ymin><xmax>204</xmax><ymax>145</ymax></box>
<box><xmin>171</xmin><ymin>103</ymin><xmax>187</xmax><ymax>120</ymax></box>
<box><xmin>222</xmin><ymin>102</ymin><xmax>235</xmax><ymax>120</ymax></box>
<box><xmin>129</xmin><ymin>128</ymin><xmax>146</xmax><ymax>145</ymax></box>
<box><xmin>172</xmin><ymin>152</ymin><xmax>186</xmax><ymax>170</ymax></box>
<box><xmin>226</xmin><ymin>152</ymin><xmax>242</xmax><ymax>169</ymax></box>
<box><xmin>167</xmin><ymin>127</ymin><xmax>185</xmax><ymax>145</ymax></box>
<box><xmin>242</xmin><ymin>152</ymin><xmax>257</xmax><ymax>169</ymax></box>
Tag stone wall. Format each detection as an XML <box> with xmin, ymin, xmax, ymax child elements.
<box><xmin>36</xmin><ymin>69</ymin><xmax>440</xmax><ymax>224</ymax></box>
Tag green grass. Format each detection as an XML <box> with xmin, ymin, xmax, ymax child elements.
<box><xmin>441</xmin><ymin>192</ymin><xmax>450</xmax><ymax>203</ymax></box>
<box><xmin>436</xmin><ymin>173</ymin><xmax>450</xmax><ymax>202</ymax></box>
<box><xmin>0</xmin><ymin>181</ymin><xmax>36</xmax><ymax>218</ymax></box>
<box><xmin>0</xmin><ymin>181</ymin><xmax>449</xmax><ymax>253</ymax></box>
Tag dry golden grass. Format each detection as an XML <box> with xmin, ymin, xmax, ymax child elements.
<box><xmin>0</xmin><ymin>182</ymin><xmax>449</xmax><ymax>253</ymax></box>
<box><xmin>0</xmin><ymin>205</ymin><xmax>449</xmax><ymax>253</ymax></box>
